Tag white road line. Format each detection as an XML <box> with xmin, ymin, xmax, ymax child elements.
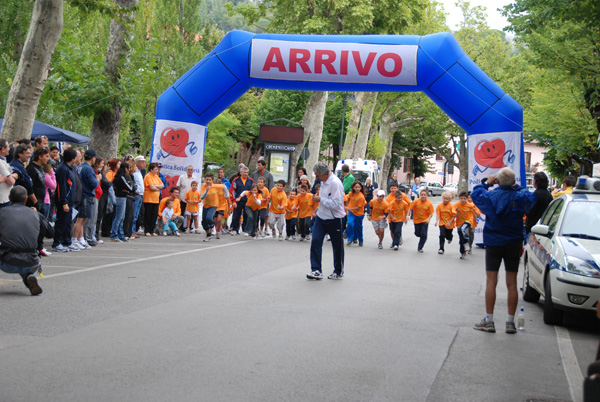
<box><xmin>42</xmin><ymin>241</ymin><xmax>252</xmax><ymax>279</ymax></box>
<box><xmin>555</xmin><ymin>325</ymin><xmax>583</xmax><ymax>402</ymax></box>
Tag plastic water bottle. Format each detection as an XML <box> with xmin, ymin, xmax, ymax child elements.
<box><xmin>517</xmin><ymin>306</ymin><xmax>525</xmax><ymax>331</ymax></box>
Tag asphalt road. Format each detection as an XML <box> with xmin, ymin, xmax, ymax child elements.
<box><xmin>1</xmin><ymin>199</ymin><xmax>598</xmax><ymax>402</ymax></box>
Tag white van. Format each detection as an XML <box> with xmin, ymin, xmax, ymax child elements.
<box><xmin>335</xmin><ymin>159</ymin><xmax>380</xmax><ymax>187</ymax></box>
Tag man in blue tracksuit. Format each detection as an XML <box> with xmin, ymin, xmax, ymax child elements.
<box><xmin>470</xmin><ymin>167</ymin><xmax>537</xmax><ymax>334</ymax></box>
<box><xmin>52</xmin><ymin>148</ymin><xmax>79</xmax><ymax>252</ymax></box>
<box><xmin>73</xmin><ymin>149</ymin><xmax>100</xmax><ymax>249</ymax></box>
<box><xmin>9</xmin><ymin>144</ymin><xmax>35</xmax><ymax>206</ymax></box>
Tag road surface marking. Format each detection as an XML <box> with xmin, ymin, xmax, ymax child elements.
<box><xmin>555</xmin><ymin>325</ymin><xmax>583</xmax><ymax>402</ymax></box>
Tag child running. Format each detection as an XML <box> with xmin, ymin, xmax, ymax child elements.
<box><xmin>455</xmin><ymin>191</ymin><xmax>478</xmax><ymax>258</ymax></box>
<box><xmin>214</xmin><ymin>178</ymin><xmax>231</xmax><ymax>239</ymax></box>
<box><xmin>268</xmin><ymin>179</ymin><xmax>288</xmax><ymax>240</ymax></box>
<box><xmin>386</xmin><ymin>181</ymin><xmax>411</xmax><ymax>247</ymax></box>
<box><xmin>256</xmin><ymin>177</ymin><xmax>270</xmax><ymax>237</ymax></box>
<box><xmin>184</xmin><ymin>180</ymin><xmax>201</xmax><ymax>233</ymax></box>
<box><xmin>285</xmin><ymin>189</ymin><xmax>299</xmax><ymax>240</ymax></box>
<box><xmin>295</xmin><ymin>184</ymin><xmax>313</xmax><ymax>241</ymax></box>
<box><xmin>235</xmin><ymin>184</ymin><xmax>263</xmax><ymax>239</ymax></box>
<box><xmin>435</xmin><ymin>191</ymin><xmax>456</xmax><ymax>255</ymax></box>
<box><xmin>161</xmin><ymin>199</ymin><xmax>181</xmax><ymax>237</ymax></box>
<box><xmin>344</xmin><ymin>181</ymin><xmax>367</xmax><ymax>247</ymax></box>
<box><xmin>199</xmin><ymin>172</ymin><xmax>226</xmax><ymax>242</ymax></box>
<box><xmin>409</xmin><ymin>189</ymin><xmax>435</xmax><ymax>253</ymax></box>
<box><xmin>388</xmin><ymin>190</ymin><xmax>410</xmax><ymax>250</ymax></box>
<box><xmin>368</xmin><ymin>189</ymin><xmax>389</xmax><ymax>249</ymax></box>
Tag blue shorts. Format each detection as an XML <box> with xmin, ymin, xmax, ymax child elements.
<box><xmin>78</xmin><ymin>196</ymin><xmax>95</xmax><ymax>219</ymax></box>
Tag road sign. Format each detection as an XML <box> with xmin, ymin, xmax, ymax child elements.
<box><xmin>300</xmin><ymin>148</ymin><xmax>310</xmax><ymax>160</ymax></box>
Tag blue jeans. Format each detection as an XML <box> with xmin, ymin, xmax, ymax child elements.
<box><xmin>0</xmin><ymin>261</ymin><xmax>39</xmax><ymax>283</ymax></box>
<box><xmin>346</xmin><ymin>212</ymin><xmax>364</xmax><ymax>243</ymax></box>
<box><xmin>244</xmin><ymin>206</ymin><xmax>259</xmax><ymax>237</ymax></box>
<box><xmin>414</xmin><ymin>222</ymin><xmax>429</xmax><ymax>251</ymax></box>
<box><xmin>201</xmin><ymin>206</ymin><xmax>217</xmax><ymax>231</ymax></box>
<box><xmin>390</xmin><ymin>221</ymin><xmax>404</xmax><ymax>246</ymax></box>
<box><xmin>132</xmin><ymin>196</ymin><xmax>143</xmax><ymax>232</ymax></box>
<box><xmin>110</xmin><ymin>197</ymin><xmax>127</xmax><ymax>240</ymax></box>
<box><xmin>310</xmin><ymin>216</ymin><xmax>344</xmax><ymax>275</ymax></box>
<box><xmin>164</xmin><ymin>220</ymin><xmax>178</xmax><ymax>233</ymax></box>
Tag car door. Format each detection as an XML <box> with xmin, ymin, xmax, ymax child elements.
<box><xmin>529</xmin><ymin>199</ymin><xmax>565</xmax><ymax>290</ymax></box>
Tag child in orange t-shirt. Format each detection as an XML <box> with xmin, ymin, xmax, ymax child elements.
<box><xmin>409</xmin><ymin>189</ymin><xmax>435</xmax><ymax>252</ymax></box>
<box><xmin>200</xmin><ymin>172</ymin><xmax>227</xmax><ymax>241</ymax></box>
<box><xmin>235</xmin><ymin>184</ymin><xmax>263</xmax><ymax>239</ymax></box>
<box><xmin>256</xmin><ymin>177</ymin><xmax>270</xmax><ymax>237</ymax></box>
<box><xmin>368</xmin><ymin>189</ymin><xmax>389</xmax><ymax>249</ymax></box>
<box><xmin>386</xmin><ymin>182</ymin><xmax>411</xmax><ymax>247</ymax></box>
<box><xmin>345</xmin><ymin>181</ymin><xmax>367</xmax><ymax>246</ymax></box>
<box><xmin>388</xmin><ymin>190</ymin><xmax>410</xmax><ymax>250</ymax></box>
<box><xmin>184</xmin><ymin>181</ymin><xmax>201</xmax><ymax>234</ymax></box>
<box><xmin>435</xmin><ymin>191</ymin><xmax>456</xmax><ymax>255</ymax></box>
<box><xmin>295</xmin><ymin>184</ymin><xmax>313</xmax><ymax>241</ymax></box>
<box><xmin>285</xmin><ymin>188</ymin><xmax>299</xmax><ymax>240</ymax></box>
<box><xmin>214</xmin><ymin>178</ymin><xmax>231</xmax><ymax>239</ymax></box>
<box><xmin>268</xmin><ymin>179</ymin><xmax>288</xmax><ymax>240</ymax></box>
<box><xmin>455</xmin><ymin>191</ymin><xmax>479</xmax><ymax>258</ymax></box>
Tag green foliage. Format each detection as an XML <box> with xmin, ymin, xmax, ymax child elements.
<box><xmin>206</xmin><ymin>110</ymin><xmax>241</xmax><ymax>162</ymax></box>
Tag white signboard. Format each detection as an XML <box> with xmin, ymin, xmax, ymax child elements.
<box><xmin>250</xmin><ymin>39</ymin><xmax>418</xmax><ymax>85</ymax></box>
<box><xmin>151</xmin><ymin>119</ymin><xmax>206</xmax><ymax>178</ymax></box>
<box><xmin>468</xmin><ymin>132</ymin><xmax>522</xmax><ymax>190</ymax></box>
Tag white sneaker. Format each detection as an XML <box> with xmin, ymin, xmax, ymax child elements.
<box><xmin>292</xmin><ymin>235</ymin><xmax>297</xmax><ymax>240</ymax></box>
<box><xmin>278</xmin><ymin>234</ymin><xmax>283</xmax><ymax>241</ymax></box>
<box><xmin>244</xmin><ymin>232</ymin><xmax>249</xmax><ymax>237</ymax></box>
<box><xmin>77</xmin><ymin>241</ymin><xmax>88</xmax><ymax>250</ymax></box>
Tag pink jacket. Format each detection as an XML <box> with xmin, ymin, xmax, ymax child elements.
<box><xmin>44</xmin><ymin>170</ymin><xmax>57</xmax><ymax>204</ymax></box>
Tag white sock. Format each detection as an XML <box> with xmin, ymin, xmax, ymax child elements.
<box><xmin>485</xmin><ymin>314</ymin><xmax>494</xmax><ymax>322</ymax></box>
<box><xmin>507</xmin><ymin>315</ymin><xmax>515</xmax><ymax>322</ymax></box>
<box><xmin>72</xmin><ymin>237</ymin><xmax>77</xmax><ymax>244</ymax></box>
<box><xmin>78</xmin><ymin>237</ymin><xmax>85</xmax><ymax>244</ymax></box>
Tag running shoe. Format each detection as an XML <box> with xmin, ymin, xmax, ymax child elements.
<box><xmin>306</xmin><ymin>271</ymin><xmax>323</xmax><ymax>280</ymax></box>
<box><xmin>327</xmin><ymin>273</ymin><xmax>343</xmax><ymax>280</ymax></box>
<box><xmin>473</xmin><ymin>318</ymin><xmax>496</xmax><ymax>333</ymax></box>
<box><xmin>505</xmin><ymin>321</ymin><xmax>517</xmax><ymax>334</ymax></box>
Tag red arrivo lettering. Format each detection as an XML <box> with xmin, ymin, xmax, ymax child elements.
<box><xmin>262</xmin><ymin>47</ymin><xmax>287</xmax><ymax>72</ymax></box>
<box><xmin>377</xmin><ymin>53</ymin><xmax>402</xmax><ymax>77</ymax></box>
<box><xmin>352</xmin><ymin>51</ymin><xmax>377</xmax><ymax>76</ymax></box>
<box><xmin>290</xmin><ymin>48</ymin><xmax>312</xmax><ymax>73</ymax></box>
<box><xmin>340</xmin><ymin>50</ymin><xmax>349</xmax><ymax>75</ymax></box>
<box><xmin>315</xmin><ymin>49</ymin><xmax>337</xmax><ymax>74</ymax></box>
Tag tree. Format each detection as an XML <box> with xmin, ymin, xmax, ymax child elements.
<box><xmin>87</xmin><ymin>0</ymin><xmax>138</xmax><ymax>158</ymax></box>
<box><xmin>0</xmin><ymin>0</ymin><xmax>63</xmax><ymax>143</ymax></box>
<box><xmin>503</xmin><ymin>0</ymin><xmax>600</xmax><ymax>173</ymax></box>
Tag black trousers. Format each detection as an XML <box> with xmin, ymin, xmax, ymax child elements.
<box><xmin>144</xmin><ymin>202</ymin><xmax>159</xmax><ymax>234</ymax></box>
<box><xmin>123</xmin><ymin>197</ymin><xmax>134</xmax><ymax>238</ymax></box>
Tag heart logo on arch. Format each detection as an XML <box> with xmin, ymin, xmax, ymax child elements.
<box><xmin>474</xmin><ymin>138</ymin><xmax>506</xmax><ymax>169</ymax></box>
<box><xmin>160</xmin><ymin>128</ymin><xmax>189</xmax><ymax>158</ymax></box>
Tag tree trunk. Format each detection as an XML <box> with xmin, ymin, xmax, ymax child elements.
<box><xmin>290</xmin><ymin>91</ymin><xmax>328</xmax><ymax>179</ymax></box>
<box><xmin>458</xmin><ymin>133</ymin><xmax>469</xmax><ymax>194</ymax></box>
<box><xmin>353</xmin><ymin>92</ymin><xmax>378</xmax><ymax>159</ymax></box>
<box><xmin>0</xmin><ymin>0</ymin><xmax>63</xmax><ymax>143</ymax></box>
<box><xmin>88</xmin><ymin>0</ymin><xmax>138</xmax><ymax>159</ymax></box>
<box><xmin>341</xmin><ymin>92</ymin><xmax>367</xmax><ymax>159</ymax></box>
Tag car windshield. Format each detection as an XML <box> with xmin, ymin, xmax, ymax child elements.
<box><xmin>336</xmin><ymin>170</ymin><xmax>370</xmax><ymax>185</ymax></box>
<box><xmin>560</xmin><ymin>201</ymin><xmax>600</xmax><ymax>239</ymax></box>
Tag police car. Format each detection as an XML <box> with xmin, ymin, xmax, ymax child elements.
<box><xmin>523</xmin><ymin>176</ymin><xmax>600</xmax><ymax>325</ymax></box>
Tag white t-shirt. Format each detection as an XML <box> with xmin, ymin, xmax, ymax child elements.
<box><xmin>177</xmin><ymin>174</ymin><xmax>198</xmax><ymax>203</ymax></box>
<box><xmin>0</xmin><ymin>157</ymin><xmax>13</xmax><ymax>204</ymax></box>
<box><xmin>316</xmin><ymin>173</ymin><xmax>346</xmax><ymax>220</ymax></box>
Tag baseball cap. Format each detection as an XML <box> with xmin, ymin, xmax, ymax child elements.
<box><xmin>84</xmin><ymin>149</ymin><xmax>97</xmax><ymax>158</ymax></box>
<box><xmin>134</xmin><ymin>155</ymin><xmax>145</xmax><ymax>162</ymax></box>
<box><xmin>377</xmin><ymin>190</ymin><xmax>385</xmax><ymax>196</ymax></box>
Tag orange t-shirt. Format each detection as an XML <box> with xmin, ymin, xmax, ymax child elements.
<box><xmin>200</xmin><ymin>183</ymin><xmax>224</xmax><ymax>208</ymax></box>
<box><xmin>269</xmin><ymin>188</ymin><xmax>288</xmax><ymax>214</ymax></box>
<box><xmin>454</xmin><ymin>201</ymin><xmax>477</xmax><ymax>227</ymax></box>
<box><xmin>369</xmin><ymin>199</ymin><xmax>389</xmax><ymax>221</ymax></box>
<box><xmin>388</xmin><ymin>198</ymin><xmax>409</xmax><ymax>223</ymax></box>
<box><xmin>106</xmin><ymin>170</ymin><xmax>116</xmax><ymax>182</ymax></box>
<box><xmin>241</xmin><ymin>191</ymin><xmax>262</xmax><ymax>210</ymax></box>
<box><xmin>295</xmin><ymin>193</ymin><xmax>313</xmax><ymax>219</ymax></box>
<box><xmin>410</xmin><ymin>199</ymin><xmax>434</xmax><ymax>224</ymax></box>
<box><xmin>345</xmin><ymin>192</ymin><xmax>366</xmax><ymax>217</ymax></box>
<box><xmin>257</xmin><ymin>186</ymin><xmax>269</xmax><ymax>210</ymax></box>
<box><xmin>285</xmin><ymin>198</ymin><xmax>298</xmax><ymax>219</ymax></box>
<box><xmin>436</xmin><ymin>202</ymin><xmax>456</xmax><ymax>228</ymax></box>
<box><xmin>184</xmin><ymin>190</ymin><xmax>201</xmax><ymax>213</ymax></box>
<box><xmin>216</xmin><ymin>186</ymin><xmax>229</xmax><ymax>213</ymax></box>
<box><xmin>143</xmin><ymin>173</ymin><xmax>162</xmax><ymax>204</ymax></box>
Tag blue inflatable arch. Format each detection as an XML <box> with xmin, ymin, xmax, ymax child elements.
<box><xmin>153</xmin><ymin>30</ymin><xmax>525</xmax><ymax>187</ymax></box>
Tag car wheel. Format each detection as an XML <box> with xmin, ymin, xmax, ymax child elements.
<box><xmin>522</xmin><ymin>256</ymin><xmax>540</xmax><ymax>303</ymax></box>
<box><xmin>543</xmin><ymin>272</ymin><xmax>564</xmax><ymax>325</ymax></box>
<box><xmin>428</xmin><ymin>190</ymin><xmax>433</xmax><ymax>197</ymax></box>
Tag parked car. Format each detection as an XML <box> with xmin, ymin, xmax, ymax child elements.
<box><xmin>522</xmin><ymin>176</ymin><xmax>600</xmax><ymax>325</ymax></box>
<box><xmin>442</xmin><ymin>183</ymin><xmax>458</xmax><ymax>193</ymax></box>
<box><xmin>397</xmin><ymin>182</ymin><xmax>410</xmax><ymax>194</ymax></box>
<box><xmin>422</xmin><ymin>181</ymin><xmax>445</xmax><ymax>196</ymax></box>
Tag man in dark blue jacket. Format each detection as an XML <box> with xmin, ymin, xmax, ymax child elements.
<box><xmin>471</xmin><ymin>167</ymin><xmax>537</xmax><ymax>334</ymax></box>
<box><xmin>230</xmin><ymin>166</ymin><xmax>254</xmax><ymax>235</ymax></box>
<box><xmin>72</xmin><ymin>149</ymin><xmax>100</xmax><ymax>249</ymax></box>
<box><xmin>52</xmin><ymin>148</ymin><xmax>79</xmax><ymax>253</ymax></box>
<box><xmin>9</xmin><ymin>144</ymin><xmax>35</xmax><ymax>206</ymax></box>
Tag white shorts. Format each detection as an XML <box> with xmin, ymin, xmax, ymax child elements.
<box><xmin>184</xmin><ymin>210</ymin><xmax>198</xmax><ymax>217</ymax></box>
<box><xmin>371</xmin><ymin>219</ymin><xmax>388</xmax><ymax>230</ymax></box>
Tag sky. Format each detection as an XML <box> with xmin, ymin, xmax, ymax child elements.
<box><xmin>437</xmin><ymin>0</ymin><xmax>514</xmax><ymax>31</ymax></box>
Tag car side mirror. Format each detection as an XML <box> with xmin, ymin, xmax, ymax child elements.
<box><xmin>531</xmin><ymin>224</ymin><xmax>551</xmax><ymax>237</ymax></box>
